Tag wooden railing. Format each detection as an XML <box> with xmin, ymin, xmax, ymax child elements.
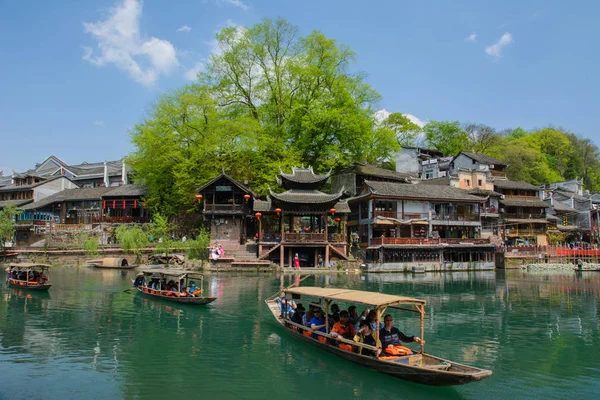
<box><xmin>491</xmin><ymin>170</ymin><xmax>506</xmax><ymax>177</ymax></box>
<box><xmin>504</xmin><ymin>213</ymin><xmax>546</xmax><ymax>220</ymax></box>
<box><xmin>432</xmin><ymin>213</ymin><xmax>479</xmax><ymax>222</ymax></box>
<box><xmin>92</xmin><ymin>216</ymin><xmax>149</xmax><ymax>223</ymax></box>
<box><xmin>203</xmin><ymin>203</ymin><xmax>244</xmax><ymax>212</ymax></box>
<box><xmin>283</xmin><ymin>233</ymin><xmax>326</xmax><ymax>242</ymax></box>
<box><xmin>370</xmin><ymin>237</ymin><xmax>490</xmax><ymax>245</ymax></box>
<box><xmin>506</xmin><ymin>228</ymin><xmax>547</xmax><ymax>236</ymax></box>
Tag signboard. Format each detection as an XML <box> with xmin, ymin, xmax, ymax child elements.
<box><xmin>216</xmin><ymin>185</ymin><xmax>232</xmax><ymax>192</ymax></box>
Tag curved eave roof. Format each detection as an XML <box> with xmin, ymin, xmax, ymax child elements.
<box><xmin>279</xmin><ymin>166</ymin><xmax>331</xmax><ymax>184</ymax></box>
<box><xmin>285</xmin><ymin>286</ymin><xmax>425</xmax><ymax>307</ymax></box>
<box><xmin>268</xmin><ymin>188</ymin><xmax>344</xmax><ymax>204</ymax></box>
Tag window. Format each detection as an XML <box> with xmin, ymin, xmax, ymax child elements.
<box><xmin>465</xmin><ymin>179</ymin><xmax>471</xmax><ymax>186</ymax></box>
<box><xmin>425</xmin><ymin>171</ymin><xmax>433</xmax><ymax>179</ymax></box>
<box><xmin>478</xmin><ymin>179</ymin><xmax>482</xmax><ymax>187</ymax></box>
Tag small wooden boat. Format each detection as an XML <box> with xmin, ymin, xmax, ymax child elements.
<box><xmin>87</xmin><ymin>257</ymin><xmax>137</xmax><ymax>269</ymax></box>
<box><xmin>133</xmin><ymin>269</ymin><xmax>216</xmax><ymax>305</ymax></box>
<box><xmin>574</xmin><ymin>268</ymin><xmax>600</xmax><ymax>272</ymax></box>
<box><xmin>266</xmin><ymin>287</ymin><xmax>492</xmax><ymax>386</ymax></box>
<box><xmin>6</xmin><ymin>263</ymin><xmax>52</xmax><ymax>291</ymax></box>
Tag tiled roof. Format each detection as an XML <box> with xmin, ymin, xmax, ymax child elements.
<box><xmin>420</xmin><ymin>176</ymin><xmax>450</xmax><ymax>186</ymax></box>
<box><xmin>197</xmin><ymin>172</ymin><xmax>256</xmax><ymax>197</ymax></box>
<box><xmin>358</xmin><ymin>180</ymin><xmax>485</xmax><ymax>202</ymax></box>
<box><xmin>278</xmin><ymin>166</ymin><xmax>330</xmax><ymax>184</ymax></box>
<box><xmin>102</xmin><ymin>184</ymin><xmax>148</xmax><ymax>197</ymax></box>
<box><xmin>269</xmin><ymin>188</ymin><xmax>344</xmax><ymax>204</ymax></box>
<box><xmin>0</xmin><ymin>176</ymin><xmax>73</xmax><ymax>193</ymax></box>
<box><xmin>333</xmin><ymin>200</ymin><xmax>350</xmax><ymax>213</ymax></box>
<box><xmin>552</xmin><ymin>187</ymin><xmax>590</xmax><ymax>202</ymax></box>
<box><xmin>492</xmin><ymin>179</ymin><xmax>541</xmax><ymax>191</ymax></box>
<box><xmin>500</xmin><ymin>198</ymin><xmax>549</xmax><ymax>208</ymax></box>
<box><xmin>548</xmin><ymin>200</ymin><xmax>578</xmax><ymax>213</ymax></box>
<box><xmin>459</xmin><ymin>152</ymin><xmax>507</xmax><ymax>166</ymax></box>
<box><xmin>0</xmin><ymin>199</ymin><xmax>33</xmax><ymax>209</ymax></box>
<box><xmin>338</xmin><ymin>162</ymin><xmax>414</xmax><ymax>181</ymax></box>
<box><xmin>467</xmin><ymin>188</ymin><xmax>502</xmax><ymax>197</ymax></box>
<box><xmin>20</xmin><ymin>187</ymin><xmax>122</xmax><ymax>210</ymax></box>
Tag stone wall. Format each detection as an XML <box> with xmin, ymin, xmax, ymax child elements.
<box><xmin>364</xmin><ymin>261</ymin><xmax>495</xmax><ymax>273</ymax></box>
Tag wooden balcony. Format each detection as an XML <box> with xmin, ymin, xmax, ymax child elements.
<box><xmin>370</xmin><ymin>237</ymin><xmax>490</xmax><ymax>245</ymax></box>
<box><xmin>504</xmin><ymin>195</ymin><xmax>539</xmax><ymax>200</ymax></box>
<box><xmin>504</xmin><ymin>213</ymin><xmax>546</xmax><ymax>220</ymax></box>
<box><xmin>491</xmin><ymin>170</ymin><xmax>506</xmax><ymax>177</ymax></box>
<box><xmin>432</xmin><ymin>213</ymin><xmax>479</xmax><ymax>222</ymax></box>
<box><xmin>203</xmin><ymin>203</ymin><xmax>245</xmax><ymax>212</ymax></box>
<box><xmin>92</xmin><ymin>216</ymin><xmax>149</xmax><ymax>223</ymax></box>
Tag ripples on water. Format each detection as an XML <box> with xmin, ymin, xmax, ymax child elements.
<box><xmin>1</xmin><ymin>267</ymin><xmax>599</xmax><ymax>399</ymax></box>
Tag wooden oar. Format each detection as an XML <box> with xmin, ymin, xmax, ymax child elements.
<box><xmin>266</xmin><ymin>274</ymin><xmax>311</xmax><ymax>301</ymax></box>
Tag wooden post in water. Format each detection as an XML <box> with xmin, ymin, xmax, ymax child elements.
<box><xmin>420</xmin><ymin>304</ymin><xmax>425</xmax><ymax>354</ymax></box>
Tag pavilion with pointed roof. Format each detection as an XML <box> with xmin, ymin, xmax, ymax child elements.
<box><xmin>255</xmin><ymin>166</ymin><xmax>351</xmax><ymax>268</ymax></box>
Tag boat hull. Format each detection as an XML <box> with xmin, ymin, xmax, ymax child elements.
<box><xmin>265</xmin><ymin>300</ymin><xmax>491</xmax><ymax>386</ymax></box>
<box><xmin>136</xmin><ymin>287</ymin><xmax>216</xmax><ymax>305</ymax></box>
<box><xmin>8</xmin><ymin>279</ymin><xmax>51</xmax><ymax>291</ymax></box>
<box><xmin>90</xmin><ymin>264</ymin><xmax>138</xmax><ymax>269</ymax></box>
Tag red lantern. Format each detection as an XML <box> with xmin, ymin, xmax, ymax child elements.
<box><xmin>275</xmin><ymin>208</ymin><xmax>282</xmax><ymax>216</ymax></box>
<box><xmin>255</xmin><ymin>212</ymin><xmax>262</xmax><ymax>220</ymax></box>
<box><xmin>195</xmin><ymin>194</ymin><xmax>203</xmax><ymax>201</ymax></box>
<box><xmin>244</xmin><ymin>194</ymin><xmax>251</xmax><ymax>202</ymax></box>
<box><xmin>330</xmin><ymin>208</ymin><xmax>336</xmax><ymax>215</ymax></box>
<box><xmin>335</xmin><ymin>217</ymin><xmax>341</xmax><ymax>223</ymax></box>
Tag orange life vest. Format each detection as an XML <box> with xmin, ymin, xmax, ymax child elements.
<box><xmin>339</xmin><ymin>343</ymin><xmax>353</xmax><ymax>352</ymax></box>
<box><xmin>384</xmin><ymin>345</ymin><xmax>413</xmax><ymax>356</ymax></box>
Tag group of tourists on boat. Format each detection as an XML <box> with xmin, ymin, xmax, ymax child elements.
<box><xmin>277</xmin><ymin>295</ymin><xmax>421</xmax><ymax>358</ymax></box>
<box><xmin>5</xmin><ymin>267</ymin><xmax>48</xmax><ymax>284</ymax></box>
<box><xmin>132</xmin><ymin>273</ymin><xmax>203</xmax><ymax>297</ymax></box>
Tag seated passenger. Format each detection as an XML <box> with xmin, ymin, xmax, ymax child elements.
<box><xmin>329</xmin><ymin>304</ymin><xmax>341</xmax><ymax>326</ymax></box>
<box><xmin>354</xmin><ymin>320</ymin><xmax>382</xmax><ymax>357</ymax></box>
<box><xmin>179</xmin><ymin>287</ymin><xmax>189</xmax><ymax>297</ymax></box>
<box><xmin>133</xmin><ymin>273</ymin><xmax>145</xmax><ymax>287</ymax></box>
<box><xmin>309</xmin><ymin>308</ymin><xmax>327</xmax><ymax>342</ymax></box>
<box><xmin>188</xmin><ymin>281</ymin><xmax>202</xmax><ymax>296</ymax></box>
<box><xmin>277</xmin><ymin>293</ymin><xmax>296</xmax><ymax>319</ymax></box>
<box><xmin>379</xmin><ymin>314</ymin><xmax>421</xmax><ymax>356</ymax></box>
<box><xmin>290</xmin><ymin>304</ymin><xmax>305</xmax><ymax>328</ymax></box>
<box><xmin>348</xmin><ymin>306</ymin><xmax>359</xmax><ymax>327</ymax></box>
<box><xmin>331</xmin><ymin>310</ymin><xmax>356</xmax><ymax>351</ymax></box>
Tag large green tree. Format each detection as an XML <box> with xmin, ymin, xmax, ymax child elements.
<box><xmin>423</xmin><ymin>120</ymin><xmax>470</xmax><ymax>156</ymax></box>
<box><xmin>382</xmin><ymin>113</ymin><xmax>422</xmax><ymax>146</ymax></box>
<box><xmin>130</xmin><ymin>18</ymin><xmax>398</xmax><ymax>214</ymax></box>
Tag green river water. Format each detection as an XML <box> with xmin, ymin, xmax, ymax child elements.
<box><xmin>1</xmin><ymin>267</ymin><xmax>599</xmax><ymax>399</ymax></box>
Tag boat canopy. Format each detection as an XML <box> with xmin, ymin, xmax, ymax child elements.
<box><xmin>140</xmin><ymin>269</ymin><xmax>204</xmax><ymax>277</ymax></box>
<box><xmin>284</xmin><ymin>287</ymin><xmax>425</xmax><ymax>307</ymax></box>
<box><xmin>9</xmin><ymin>263</ymin><xmax>51</xmax><ymax>270</ymax></box>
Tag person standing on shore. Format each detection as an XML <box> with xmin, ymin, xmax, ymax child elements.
<box><xmin>293</xmin><ymin>253</ymin><xmax>301</xmax><ymax>270</ymax></box>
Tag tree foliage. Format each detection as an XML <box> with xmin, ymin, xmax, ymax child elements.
<box><xmin>0</xmin><ymin>204</ymin><xmax>19</xmax><ymax>251</ymax></box>
<box><xmin>382</xmin><ymin>113</ymin><xmax>422</xmax><ymax>146</ymax></box>
<box><xmin>423</xmin><ymin>121</ymin><xmax>469</xmax><ymax>156</ymax></box>
<box><xmin>115</xmin><ymin>225</ymin><xmax>149</xmax><ymax>258</ymax></box>
<box><xmin>130</xmin><ymin>18</ymin><xmax>398</xmax><ymax>214</ymax></box>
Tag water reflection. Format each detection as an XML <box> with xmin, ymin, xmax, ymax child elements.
<box><xmin>0</xmin><ymin>268</ymin><xmax>599</xmax><ymax>399</ymax></box>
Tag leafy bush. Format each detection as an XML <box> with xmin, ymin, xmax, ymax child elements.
<box><xmin>84</xmin><ymin>237</ymin><xmax>99</xmax><ymax>256</ymax></box>
<box><xmin>115</xmin><ymin>225</ymin><xmax>149</xmax><ymax>258</ymax></box>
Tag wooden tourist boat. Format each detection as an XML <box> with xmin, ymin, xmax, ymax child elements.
<box><xmin>6</xmin><ymin>263</ymin><xmax>52</xmax><ymax>291</ymax></box>
<box><xmin>133</xmin><ymin>269</ymin><xmax>217</xmax><ymax>305</ymax></box>
<box><xmin>87</xmin><ymin>257</ymin><xmax>138</xmax><ymax>269</ymax></box>
<box><xmin>266</xmin><ymin>287</ymin><xmax>492</xmax><ymax>386</ymax></box>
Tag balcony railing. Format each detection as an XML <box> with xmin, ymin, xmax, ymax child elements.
<box><xmin>370</xmin><ymin>237</ymin><xmax>490</xmax><ymax>245</ymax></box>
<box><xmin>491</xmin><ymin>170</ymin><xmax>506</xmax><ymax>177</ymax></box>
<box><xmin>92</xmin><ymin>216</ymin><xmax>149</xmax><ymax>223</ymax></box>
<box><xmin>284</xmin><ymin>233</ymin><xmax>326</xmax><ymax>242</ymax></box>
<box><xmin>432</xmin><ymin>213</ymin><xmax>479</xmax><ymax>222</ymax></box>
<box><xmin>371</xmin><ymin>211</ymin><xmax>480</xmax><ymax>221</ymax></box>
<box><xmin>203</xmin><ymin>203</ymin><xmax>244</xmax><ymax>212</ymax></box>
<box><xmin>506</xmin><ymin>228</ymin><xmax>547</xmax><ymax>236</ymax></box>
<box><xmin>504</xmin><ymin>213</ymin><xmax>546</xmax><ymax>220</ymax></box>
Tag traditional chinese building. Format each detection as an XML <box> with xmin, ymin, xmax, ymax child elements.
<box><xmin>196</xmin><ymin>172</ymin><xmax>255</xmax><ymax>245</ymax></box>
<box><xmin>253</xmin><ymin>166</ymin><xmax>350</xmax><ymax>268</ymax></box>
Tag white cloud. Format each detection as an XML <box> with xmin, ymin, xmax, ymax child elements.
<box><xmin>82</xmin><ymin>0</ymin><xmax>179</xmax><ymax>86</ymax></box>
<box><xmin>466</xmin><ymin>33</ymin><xmax>477</xmax><ymax>43</ymax></box>
<box><xmin>177</xmin><ymin>25</ymin><xmax>191</xmax><ymax>32</ymax></box>
<box><xmin>216</xmin><ymin>0</ymin><xmax>249</xmax><ymax>11</ymax></box>
<box><xmin>185</xmin><ymin>62</ymin><xmax>204</xmax><ymax>81</ymax></box>
<box><xmin>485</xmin><ymin>32</ymin><xmax>513</xmax><ymax>58</ymax></box>
<box><xmin>374</xmin><ymin>109</ymin><xmax>426</xmax><ymax>128</ymax></box>
<box><xmin>94</xmin><ymin>120</ymin><xmax>105</xmax><ymax>126</ymax></box>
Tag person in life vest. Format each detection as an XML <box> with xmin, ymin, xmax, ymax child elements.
<box><xmin>331</xmin><ymin>310</ymin><xmax>356</xmax><ymax>351</ymax></box>
<box><xmin>309</xmin><ymin>308</ymin><xmax>327</xmax><ymax>341</ymax></box>
<box><xmin>379</xmin><ymin>314</ymin><xmax>421</xmax><ymax>356</ymax></box>
<box><xmin>188</xmin><ymin>281</ymin><xmax>202</xmax><ymax>296</ymax></box>
<box><xmin>353</xmin><ymin>320</ymin><xmax>382</xmax><ymax>357</ymax></box>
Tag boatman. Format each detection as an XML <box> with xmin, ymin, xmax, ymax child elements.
<box><xmin>379</xmin><ymin>314</ymin><xmax>421</xmax><ymax>356</ymax></box>
<box><xmin>133</xmin><ymin>273</ymin><xmax>145</xmax><ymax>287</ymax></box>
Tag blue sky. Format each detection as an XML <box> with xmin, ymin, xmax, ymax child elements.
<box><xmin>1</xmin><ymin>0</ymin><xmax>599</xmax><ymax>175</ymax></box>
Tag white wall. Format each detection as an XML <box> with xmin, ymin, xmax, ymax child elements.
<box><xmin>395</xmin><ymin>148</ymin><xmax>420</xmax><ymax>175</ymax></box>
<box><xmin>34</xmin><ymin>177</ymin><xmax>79</xmax><ymax>201</ymax></box>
